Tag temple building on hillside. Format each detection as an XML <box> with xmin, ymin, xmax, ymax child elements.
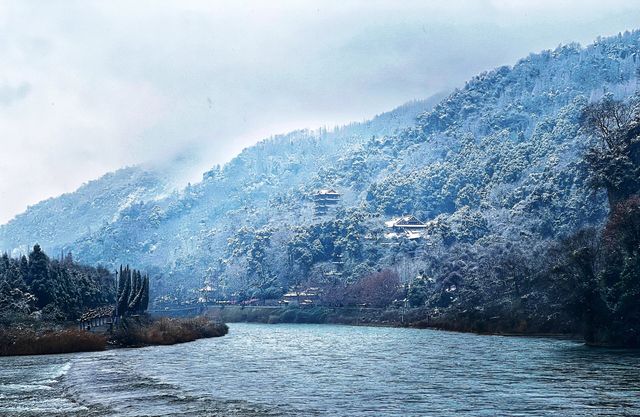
<box><xmin>313</xmin><ymin>189</ymin><xmax>341</xmax><ymax>216</ymax></box>
<box><xmin>385</xmin><ymin>215</ymin><xmax>429</xmax><ymax>240</ymax></box>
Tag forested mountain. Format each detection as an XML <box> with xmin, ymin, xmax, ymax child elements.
<box><xmin>0</xmin><ymin>166</ymin><xmax>171</xmax><ymax>255</ymax></box>
<box><xmin>0</xmin><ymin>95</ymin><xmax>445</xmax><ymax>291</ymax></box>
<box><xmin>2</xmin><ymin>31</ymin><xmax>640</xmax><ymax>343</ymax></box>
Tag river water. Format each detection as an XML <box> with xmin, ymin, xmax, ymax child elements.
<box><xmin>1</xmin><ymin>323</ymin><xmax>639</xmax><ymax>416</ymax></box>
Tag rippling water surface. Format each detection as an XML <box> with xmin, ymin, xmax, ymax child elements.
<box><xmin>1</xmin><ymin>323</ymin><xmax>640</xmax><ymax>416</ymax></box>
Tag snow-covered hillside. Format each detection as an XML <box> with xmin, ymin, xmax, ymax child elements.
<box><xmin>0</xmin><ymin>166</ymin><xmax>170</xmax><ymax>256</ymax></box>
<box><xmin>4</xmin><ymin>30</ymin><xmax>640</xmax><ymax>301</ymax></box>
<box><xmin>0</xmin><ymin>95</ymin><xmax>444</xmax><ymax>274</ymax></box>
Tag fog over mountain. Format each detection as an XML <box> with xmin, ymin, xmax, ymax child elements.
<box><xmin>3</xmin><ymin>1</ymin><xmax>640</xmax><ymax>223</ymax></box>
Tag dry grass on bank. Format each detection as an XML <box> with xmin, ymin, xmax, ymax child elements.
<box><xmin>116</xmin><ymin>316</ymin><xmax>229</xmax><ymax>347</ymax></box>
<box><xmin>0</xmin><ymin>327</ymin><xmax>107</xmax><ymax>356</ymax></box>
<box><xmin>0</xmin><ymin>316</ymin><xmax>229</xmax><ymax>356</ymax></box>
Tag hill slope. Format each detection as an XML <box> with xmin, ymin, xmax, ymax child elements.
<box><xmin>0</xmin><ymin>95</ymin><xmax>444</xmax><ymax>266</ymax></box>
<box><xmin>0</xmin><ymin>166</ymin><xmax>171</xmax><ymax>255</ymax></box>
<box><xmin>5</xmin><ymin>31</ymin><xmax>640</xmax><ymax>307</ymax></box>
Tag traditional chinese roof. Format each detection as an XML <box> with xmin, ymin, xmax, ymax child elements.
<box><xmin>314</xmin><ymin>189</ymin><xmax>341</xmax><ymax>196</ymax></box>
<box><xmin>385</xmin><ymin>215</ymin><xmax>427</xmax><ymax>229</ymax></box>
<box><xmin>79</xmin><ymin>306</ymin><xmax>114</xmax><ymax>322</ymax></box>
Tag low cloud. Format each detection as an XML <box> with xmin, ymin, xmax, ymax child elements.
<box><xmin>0</xmin><ymin>82</ymin><xmax>30</xmax><ymax>106</ymax></box>
<box><xmin>1</xmin><ymin>0</ymin><xmax>640</xmax><ymax>223</ymax></box>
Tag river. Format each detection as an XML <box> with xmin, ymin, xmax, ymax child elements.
<box><xmin>1</xmin><ymin>323</ymin><xmax>639</xmax><ymax>416</ymax></box>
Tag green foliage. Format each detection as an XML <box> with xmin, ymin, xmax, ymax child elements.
<box><xmin>0</xmin><ymin>246</ymin><xmax>115</xmax><ymax>320</ymax></box>
<box><xmin>116</xmin><ymin>265</ymin><xmax>150</xmax><ymax>316</ymax></box>
<box><xmin>28</xmin><ymin>244</ymin><xmax>52</xmax><ymax>308</ymax></box>
<box><xmin>407</xmin><ymin>273</ymin><xmax>433</xmax><ymax>307</ymax></box>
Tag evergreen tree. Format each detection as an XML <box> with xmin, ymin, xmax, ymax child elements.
<box><xmin>117</xmin><ymin>266</ymin><xmax>131</xmax><ymax>316</ymax></box>
<box><xmin>1</xmin><ymin>246</ymin><xmax>118</xmax><ymax>321</ymax></box>
<box><xmin>129</xmin><ymin>270</ymin><xmax>150</xmax><ymax>313</ymax></box>
<box><xmin>0</xmin><ymin>253</ymin><xmax>9</xmax><ymax>272</ymax></box>
<box><xmin>128</xmin><ymin>270</ymin><xmax>140</xmax><ymax>312</ymax></box>
<box><xmin>116</xmin><ymin>265</ymin><xmax>126</xmax><ymax>315</ymax></box>
<box><xmin>19</xmin><ymin>255</ymin><xmax>28</xmax><ymax>287</ymax></box>
<box><xmin>29</xmin><ymin>244</ymin><xmax>55</xmax><ymax>308</ymax></box>
<box><xmin>141</xmin><ymin>274</ymin><xmax>150</xmax><ymax>312</ymax></box>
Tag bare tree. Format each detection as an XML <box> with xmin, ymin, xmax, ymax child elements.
<box><xmin>581</xmin><ymin>94</ymin><xmax>640</xmax><ymax>150</ymax></box>
<box><xmin>581</xmin><ymin>94</ymin><xmax>640</xmax><ymax>207</ymax></box>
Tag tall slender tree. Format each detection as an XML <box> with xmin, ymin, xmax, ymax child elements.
<box><xmin>141</xmin><ymin>274</ymin><xmax>150</xmax><ymax>312</ymax></box>
<box><xmin>29</xmin><ymin>244</ymin><xmax>55</xmax><ymax>308</ymax></box>
<box><xmin>117</xmin><ymin>266</ymin><xmax>131</xmax><ymax>316</ymax></box>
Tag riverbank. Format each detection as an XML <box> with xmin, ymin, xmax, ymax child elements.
<box><xmin>201</xmin><ymin>305</ymin><xmax>580</xmax><ymax>339</ymax></box>
<box><xmin>0</xmin><ymin>316</ymin><xmax>228</xmax><ymax>356</ymax></box>
<box><xmin>113</xmin><ymin>316</ymin><xmax>229</xmax><ymax>348</ymax></box>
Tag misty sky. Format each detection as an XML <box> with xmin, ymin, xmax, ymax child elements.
<box><xmin>2</xmin><ymin>0</ymin><xmax>640</xmax><ymax>224</ymax></box>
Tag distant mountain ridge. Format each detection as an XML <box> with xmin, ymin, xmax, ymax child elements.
<box><xmin>0</xmin><ymin>166</ymin><xmax>170</xmax><ymax>255</ymax></box>
<box><xmin>4</xmin><ymin>30</ymin><xmax>640</xmax><ymax>302</ymax></box>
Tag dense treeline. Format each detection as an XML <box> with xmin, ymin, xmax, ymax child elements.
<box><xmin>208</xmin><ymin>97</ymin><xmax>640</xmax><ymax>346</ymax></box>
<box><xmin>395</xmin><ymin>95</ymin><xmax>640</xmax><ymax>346</ymax></box>
<box><xmin>553</xmin><ymin>96</ymin><xmax>640</xmax><ymax>346</ymax></box>
<box><xmin>0</xmin><ymin>245</ymin><xmax>115</xmax><ymax>322</ymax></box>
<box><xmin>192</xmin><ymin>34</ymin><xmax>640</xmax><ymax>346</ymax></box>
